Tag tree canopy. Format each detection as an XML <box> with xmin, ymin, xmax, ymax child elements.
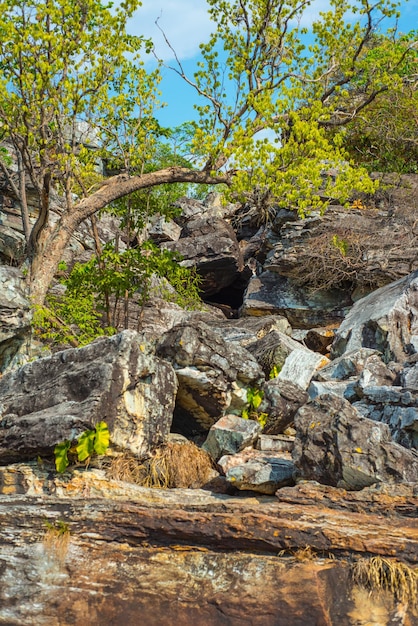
<box><xmin>0</xmin><ymin>0</ymin><xmax>416</xmax><ymax>304</ymax></box>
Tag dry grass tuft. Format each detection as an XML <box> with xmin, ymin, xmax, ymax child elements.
<box><xmin>351</xmin><ymin>556</ymin><xmax>418</xmax><ymax>607</ymax></box>
<box><xmin>106</xmin><ymin>441</ymin><xmax>214</xmax><ymax>489</ymax></box>
<box><xmin>43</xmin><ymin>520</ymin><xmax>70</xmax><ymax>564</ymax></box>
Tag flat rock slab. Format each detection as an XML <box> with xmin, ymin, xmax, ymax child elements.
<box><xmin>0</xmin><ymin>465</ymin><xmax>416</xmax><ymax>625</ymax></box>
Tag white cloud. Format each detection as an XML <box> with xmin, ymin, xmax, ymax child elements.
<box><xmin>130</xmin><ymin>0</ymin><xmax>214</xmax><ymax>61</ymax></box>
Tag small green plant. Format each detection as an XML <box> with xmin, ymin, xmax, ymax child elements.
<box><xmin>54</xmin><ymin>421</ymin><xmax>110</xmax><ymax>473</ymax></box>
<box><xmin>331</xmin><ymin>234</ymin><xmax>348</xmax><ymax>257</ymax></box>
<box><xmin>241</xmin><ymin>387</ymin><xmax>268</xmax><ymax>429</ymax></box>
<box><xmin>269</xmin><ymin>364</ymin><xmax>282</xmax><ymax>379</ymax></box>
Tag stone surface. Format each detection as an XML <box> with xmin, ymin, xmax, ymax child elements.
<box><xmin>293</xmin><ymin>394</ymin><xmax>418</xmax><ymax>489</ymax></box>
<box><xmin>163</xmin><ymin>216</ymin><xmax>243</xmax><ymax>297</ymax></box>
<box><xmin>264</xmin><ymin>182</ymin><xmax>418</xmax><ymax>294</ymax></box>
<box><xmin>206</xmin><ymin>314</ymin><xmax>292</xmax><ymax>349</ymax></box>
<box><xmin>0</xmin><ymin>466</ymin><xmax>417</xmax><ymax>625</ymax></box>
<box><xmin>156</xmin><ymin>322</ymin><xmax>263</xmax><ymax>430</ymax></box>
<box><xmin>354</xmin><ymin>385</ymin><xmax>418</xmax><ymax>449</ymax></box>
<box><xmin>0</xmin><ymin>330</ymin><xmax>177</xmax><ymax>463</ymax></box>
<box><xmin>255</xmin><ymin>434</ymin><xmax>295</xmax><ymax>453</ymax></box>
<box><xmin>0</xmin><ymin>266</ymin><xmax>32</xmax><ymax>373</ymax></box>
<box><xmin>261</xmin><ymin>378</ymin><xmax>309</xmax><ymax>435</ymax></box>
<box><xmin>246</xmin><ymin>329</ymin><xmax>308</xmax><ymax>377</ymax></box>
<box><xmin>202</xmin><ymin>414</ymin><xmax>261</xmax><ymax>461</ymax></box>
<box><xmin>331</xmin><ymin>271</ymin><xmax>418</xmax><ymax>362</ymax></box>
<box><xmin>314</xmin><ymin>347</ymin><xmax>382</xmax><ymax>381</ymax></box>
<box><xmin>277</xmin><ymin>348</ymin><xmax>329</xmax><ymax>390</ymax></box>
<box><xmin>220</xmin><ymin>448</ymin><xmax>295</xmax><ymax>494</ymax></box>
<box><xmin>241</xmin><ymin>270</ymin><xmax>352</xmax><ymax>328</ymax></box>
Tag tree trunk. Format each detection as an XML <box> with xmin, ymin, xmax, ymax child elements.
<box><xmin>28</xmin><ymin>167</ymin><xmax>229</xmax><ymax>305</ymax></box>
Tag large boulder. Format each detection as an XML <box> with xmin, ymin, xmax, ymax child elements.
<box><xmin>163</xmin><ymin>215</ymin><xmax>243</xmax><ymax>297</ymax></box>
<box><xmin>0</xmin><ymin>330</ymin><xmax>177</xmax><ymax>463</ymax></box>
<box><xmin>331</xmin><ymin>271</ymin><xmax>418</xmax><ymax>362</ymax></box>
<box><xmin>354</xmin><ymin>386</ymin><xmax>418</xmax><ymax>449</ymax></box>
<box><xmin>202</xmin><ymin>414</ymin><xmax>261</xmax><ymax>461</ymax></box>
<box><xmin>240</xmin><ymin>270</ymin><xmax>351</xmax><ymax>328</ymax></box>
<box><xmin>293</xmin><ymin>394</ymin><xmax>418</xmax><ymax>489</ymax></box>
<box><xmin>0</xmin><ymin>266</ymin><xmax>32</xmax><ymax>373</ymax></box>
<box><xmin>156</xmin><ymin>322</ymin><xmax>264</xmax><ymax>430</ymax></box>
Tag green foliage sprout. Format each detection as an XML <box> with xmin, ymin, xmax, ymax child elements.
<box><xmin>54</xmin><ymin>421</ymin><xmax>110</xmax><ymax>473</ymax></box>
<box><xmin>241</xmin><ymin>387</ymin><xmax>268</xmax><ymax>429</ymax></box>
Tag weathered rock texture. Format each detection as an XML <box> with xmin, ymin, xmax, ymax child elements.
<box><xmin>293</xmin><ymin>394</ymin><xmax>418</xmax><ymax>489</ymax></box>
<box><xmin>332</xmin><ymin>271</ymin><xmax>418</xmax><ymax>362</ymax></box>
<box><xmin>0</xmin><ymin>466</ymin><xmax>417</xmax><ymax>625</ymax></box>
<box><xmin>0</xmin><ymin>266</ymin><xmax>32</xmax><ymax>373</ymax></box>
<box><xmin>241</xmin><ymin>270</ymin><xmax>351</xmax><ymax>328</ymax></box>
<box><xmin>265</xmin><ymin>177</ymin><xmax>418</xmax><ymax>294</ymax></box>
<box><xmin>156</xmin><ymin>322</ymin><xmax>263</xmax><ymax>430</ymax></box>
<box><xmin>0</xmin><ymin>330</ymin><xmax>177</xmax><ymax>463</ymax></box>
<box><xmin>163</xmin><ymin>215</ymin><xmax>243</xmax><ymax>297</ymax></box>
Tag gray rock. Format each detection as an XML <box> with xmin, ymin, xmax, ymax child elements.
<box><xmin>314</xmin><ymin>348</ymin><xmax>381</xmax><ymax>382</ymax></box>
<box><xmin>163</xmin><ymin>216</ymin><xmax>243</xmax><ymax>297</ymax></box>
<box><xmin>255</xmin><ymin>434</ymin><xmax>295</xmax><ymax>453</ymax></box>
<box><xmin>246</xmin><ymin>329</ymin><xmax>308</xmax><ymax>377</ymax></box>
<box><xmin>0</xmin><ymin>224</ymin><xmax>26</xmax><ymax>263</ymax></box>
<box><xmin>293</xmin><ymin>394</ymin><xmax>418</xmax><ymax>489</ymax></box>
<box><xmin>241</xmin><ymin>270</ymin><xmax>351</xmax><ymax>328</ymax></box>
<box><xmin>205</xmin><ymin>315</ymin><xmax>292</xmax><ymax>350</ymax></box>
<box><xmin>308</xmin><ymin>380</ymin><xmax>359</xmax><ymax>402</ymax></box>
<box><xmin>401</xmin><ymin>363</ymin><xmax>418</xmax><ymax>391</ymax></box>
<box><xmin>331</xmin><ymin>271</ymin><xmax>418</xmax><ymax>363</ymax></box>
<box><xmin>219</xmin><ymin>449</ymin><xmax>295</xmax><ymax>494</ymax></box>
<box><xmin>0</xmin><ymin>266</ymin><xmax>32</xmax><ymax>373</ymax></box>
<box><xmin>262</xmin><ymin>378</ymin><xmax>309</xmax><ymax>435</ymax></box>
<box><xmin>357</xmin><ymin>354</ymin><xmax>397</xmax><ymax>390</ymax></box>
<box><xmin>156</xmin><ymin>322</ymin><xmax>264</xmax><ymax>430</ymax></box>
<box><xmin>0</xmin><ymin>330</ymin><xmax>177</xmax><ymax>463</ymax></box>
<box><xmin>202</xmin><ymin>414</ymin><xmax>261</xmax><ymax>461</ymax></box>
<box><xmin>277</xmin><ymin>348</ymin><xmax>329</xmax><ymax>390</ymax></box>
<box><xmin>148</xmin><ymin>216</ymin><xmax>182</xmax><ymax>243</ymax></box>
<box><xmin>354</xmin><ymin>385</ymin><xmax>418</xmax><ymax>448</ymax></box>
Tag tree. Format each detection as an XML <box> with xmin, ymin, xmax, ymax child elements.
<box><xmin>0</xmin><ymin>0</ymin><xmax>415</xmax><ymax>305</ymax></box>
<box><xmin>332</xmin><ymin>35</ymin><xmax>418</xmax><ymax>173</ymax></box>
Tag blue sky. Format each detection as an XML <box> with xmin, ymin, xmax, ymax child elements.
<box><xmin>130</xmin><ymin>0</ymin><xmax>418</xmax><ymax>130</ymax></box>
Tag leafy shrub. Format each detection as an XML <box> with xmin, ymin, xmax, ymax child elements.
<box><xmin>54</xmin><ymin>421</ymin><xmax>110</xmax><ymax>473</ymax></box>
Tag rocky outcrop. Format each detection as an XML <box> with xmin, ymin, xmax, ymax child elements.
<box><xmin>156</xmin><ymin>322</ymin><xmax>263</xmax><ymax>430</ymax></box>
<box><xmin>331</xmin><ymin>271</ymin><xmax>418</xmax><ymax>362</ymax></box>
<box><xmin>163</xmin><ymin>214</ymin><xmax>244</xmax><ymax>297</ymax></box>
<box><xmin>0</xmin><ymin>266</ymin><xmax>32</xmax><ymax>373</ymax></box>
<box><xmin>0</xmin><ymin>466</ymin><xmax>417</xmax><ymax>625</ymax></box>
<box><xmin>264</xmin><ymin>177</ymin><xmax>418</xmax><ymax>295</ymax></box>
<box><xmin>0</xmin><ymin>330</ymin><xmax>177</xmax><ymax>463</ymax></box>
<box><xmin>293</xmin><ymin>394</ymin><xmax>418</xmax><ymax>489</ymax></box>
<box><xmin>240</xmin><ymin>270</ymin><xmax>352</xmax><ymax>328</ymax></box>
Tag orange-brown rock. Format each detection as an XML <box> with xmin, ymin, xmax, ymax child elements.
<box><xmin>0</xmin><ymin>464</ymin><xmax>417</xmax><ymax>625</ymax></box>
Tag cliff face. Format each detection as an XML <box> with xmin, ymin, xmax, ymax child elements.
<box><xmin>0</xmin><ymin>467</ymin><xmax>417</xmax><ymax>626</ymax></box>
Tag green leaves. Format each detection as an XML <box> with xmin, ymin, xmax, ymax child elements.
<box><xmin>54</xmin><ymin>440</ymin><xmax>71</xmax><ymax>473</ymax></box>
<box><xmin>54</xmin><ymin>422</ymin><xmax>110</xmax><ymax>473</ymax></box>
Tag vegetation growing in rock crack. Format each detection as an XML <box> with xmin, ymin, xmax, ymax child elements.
<box><xmin>351</xmin><ymin>556</ymin><xmax>418</xmax><ymax>607</ymax></box>
<box><xmin>54</xmin><ymin>421</ymin><xmax>110</xmax><ymax>473</ymax></box>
